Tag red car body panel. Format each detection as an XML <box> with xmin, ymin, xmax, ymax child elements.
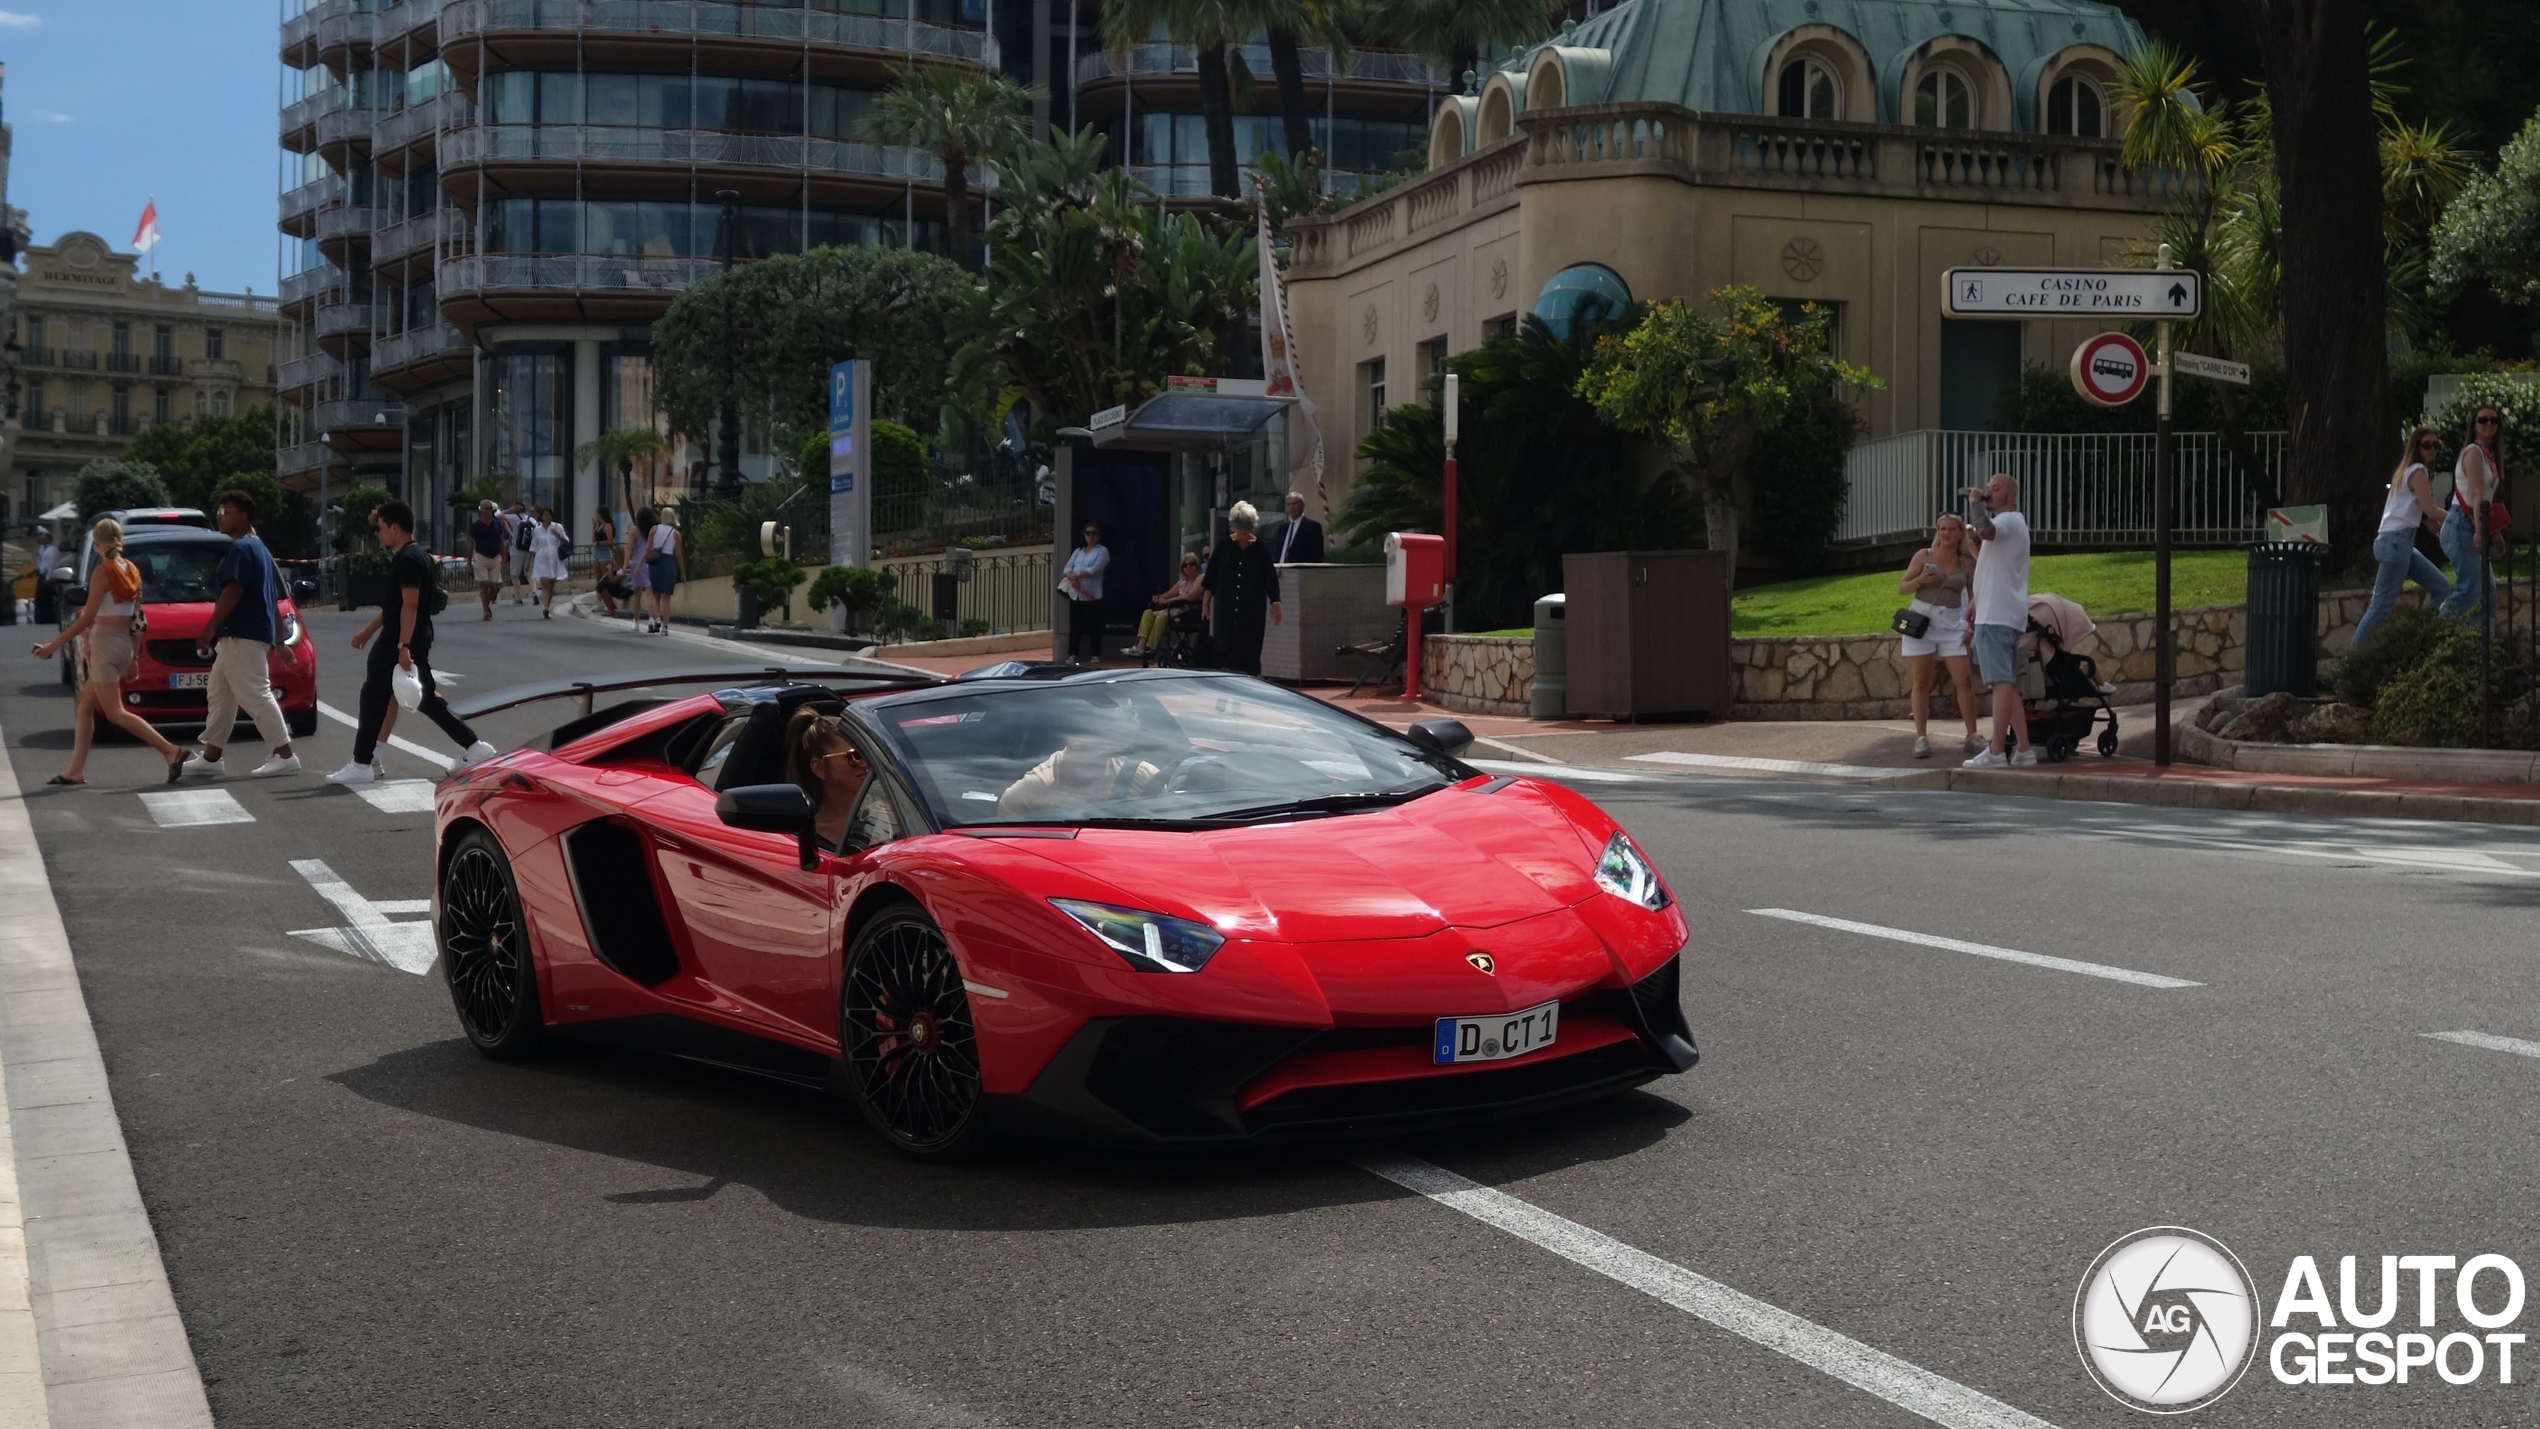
<box><xmin>102</xmin><ymin>600</ymin><xmax>318</xmax><ymax>727</ymax></box>
<box><xmin>432</xmin><ymin>678</ymin><xmax>1698</xmax><ymax>1142</ymax></box>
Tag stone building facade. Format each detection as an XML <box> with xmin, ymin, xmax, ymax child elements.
<box><xmin>1281</xmin><ymin>0</ymin><xmax>2176</xmax><ymax>523</ymax></box>
<box><xmin>11</xmin><ymin>233</ymin><xmax>280</xmax><ymax>523</ymax></box>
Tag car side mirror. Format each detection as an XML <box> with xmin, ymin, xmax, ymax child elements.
<box><xmin>1406</xmin><ymin>718</ymin><xmax>1475</xmax><ymax>758</ymax></box>
<box><xmin>716</xmin><ymin>782</ymin><xmax>821</xmax><ymax>871</ymax></box>
<box><xmin>293</xmin><ymin>579</ymin><xmax>318</xmax><ymax>602</ymax></box>
<box><xmin>47</xmin><ymin>565</ymin><xmax>74</xmax><ymax>583</ymax></box>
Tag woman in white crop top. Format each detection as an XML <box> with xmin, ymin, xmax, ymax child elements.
<box><xmin>2353</xmin><ymin>425</ymin><xmax>2455</xmax><ymax>651</ymax></box>
<box><xmin>28</xmin><ymin>517</ymin><xmax>186</xmax><ymax>785</ymax></box>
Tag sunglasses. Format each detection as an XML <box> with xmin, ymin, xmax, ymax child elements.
<box><xmin>2478</xmin><ymin>416</ymin><xmax>2501</xmax><ymax>425</ymax></box>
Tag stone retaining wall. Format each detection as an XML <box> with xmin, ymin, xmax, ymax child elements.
<box><xmin>1410</xmin><ymin>580</ymin><xmax>2527</xmax><ymax>721</ymax></box>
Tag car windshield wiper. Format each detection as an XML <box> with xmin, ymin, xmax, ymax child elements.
<box><xmin>1199</xmin><ymin>782</ymin><xmax>1448</xmax><ymax>824</ymax></box>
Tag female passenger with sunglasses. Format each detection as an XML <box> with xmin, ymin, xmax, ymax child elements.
<box><xmin>785</xmin><ymin>708</ymin><xmax>872</xmax><ymax>853</ymax></box>
<box><xmin>2440</xmin><ymin>406</ymin><xmax>2504</xmax><ymax>627</ymax></box>
<box><xmin>2352</xmin><ymin>424</ymin><xmax>2454</xmax><ymax>650</ymax></box>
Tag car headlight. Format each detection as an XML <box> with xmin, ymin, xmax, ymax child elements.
<box><xmin>1052</xmin><ymin>898</ymin><xmax>1226</xmax><ymax>974</ymax></box>
<box><xmin>1594</xmin><ymin>831</ymin><xmax>1672</xmax><ymax>912</ymax></box>
<box><xmin>279</xmin><ymin>614</ymin><xmax>303</xmax><ymax>647</ymax></box>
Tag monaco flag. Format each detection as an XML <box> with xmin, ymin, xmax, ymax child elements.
<box><xmin>131</xmin><ymin>200</ymin><xmax>160</xmax><ymax>254</ymax></box>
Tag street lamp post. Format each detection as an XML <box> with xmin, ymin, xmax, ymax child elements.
<box><xmin>2154</xmin><ymin>245</ymin><xmax>2176</xmax><ymax>767</ymax></box>
<box><xmin>1441</xmin><ymin>372</ymin><xmax>1458</xmax><ymax>634</ymax></box>
<box><xmin>714</xmin><ymin>190</ymin><xmax>743</xmax><ymax>499</ymax></box>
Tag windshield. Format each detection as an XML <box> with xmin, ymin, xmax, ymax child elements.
<box><xmin>865</xmin><ymin>674</ymin><xmax>1467</xmax><ymax>828</ymax></box>
<box><xmin>123</xmin><ymin>541</ymin><xmax>233</xmax><ymax>603</ymax></box>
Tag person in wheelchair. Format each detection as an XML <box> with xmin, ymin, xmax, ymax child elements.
<box><xmin>1128</xmin><ymin>552</ymin><xmax>1206</xmax><ymax>662</ymax></box>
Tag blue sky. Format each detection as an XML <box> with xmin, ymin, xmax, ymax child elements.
<box><xmin>3</xmin><ymin>3</ymin><xmax>279</xmax><ymax>294</ymax></box>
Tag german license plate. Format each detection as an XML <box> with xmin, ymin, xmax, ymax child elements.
<box><xmin>1433</xmin><ymin>1000</ymin><xmax>1559</xmax><ymax>1065</ymax></box>
<box><xmin>167</xmin><ymin>672</ymin><xmax>210</xmax><ymax>690</ymax></box>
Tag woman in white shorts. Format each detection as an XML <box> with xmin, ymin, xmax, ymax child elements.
<box><xmin>527</xmin><ymin>504</ymin><xmax>571</xmax><ymax>618</ymax></box>
<box><xmin>1897</xmin><ymin>513</ymin><xmax>1981</xmax><ymax>759</ymax></box>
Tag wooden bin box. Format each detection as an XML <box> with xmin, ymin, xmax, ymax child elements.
<box><xmin>1560</xmin><ymin>550</ymin><xmax>1731</xmax><ymax>720</ymax></box>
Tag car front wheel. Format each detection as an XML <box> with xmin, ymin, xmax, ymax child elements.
<box><xmin>438</xmin><ymin>828</ymin><xmax>545</xmax><ymax>1058</ymax></box>
<box><xmin>840</xmin><ymin>903</ymin><xmax>984</xmax><ymax>1158</ymax></box>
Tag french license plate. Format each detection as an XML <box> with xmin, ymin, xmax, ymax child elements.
<box><xmin>1433</xmin><ymin>1000</ymin><xmax>1560</xmax><ymax>1065</ymax></box>
<box><xmin>167</xmin><ymin>672</ymin><xmax>210</xmax><ymax>690</ymax></box>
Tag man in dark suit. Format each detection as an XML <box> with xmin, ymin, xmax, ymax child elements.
<box><xmin>1272</xmin><ymin>491</ymin><xmax>1324</xmax><ymax>564</ymax></box>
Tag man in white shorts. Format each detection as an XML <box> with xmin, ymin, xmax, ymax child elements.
<box><xmin>1965</xmin><ymin>474</ymin><xmax>2037</xmax><ymax>769</ymax></box>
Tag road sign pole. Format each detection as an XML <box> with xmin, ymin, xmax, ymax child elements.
<box><xmin>2154</xmin><ymin>251</ymin><xmax>2176</xmax><ymax>767</ymax></box>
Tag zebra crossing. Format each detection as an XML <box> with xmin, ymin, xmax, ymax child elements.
<box><xmin>135</xmin><ymin>777</ymin><xmax>442</xmax><ymax>827</ymax></box>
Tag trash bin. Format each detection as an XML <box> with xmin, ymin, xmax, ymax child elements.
<box><xmin>2244</xmin><ymin>542</ymin><xmax>2323</xmax><ymax>698</ymax></box>
<box><xmin>1530</xmin><ymin>593</ymin><xmax>1566</xmax><ymax>719</ymax></box>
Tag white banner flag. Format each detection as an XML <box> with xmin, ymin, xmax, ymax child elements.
<box><xmin>1256</xmin><ymin>190</ymin><xmax>1324</xmax><ymax>513</ymax></box>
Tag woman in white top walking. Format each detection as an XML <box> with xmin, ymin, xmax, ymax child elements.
<box><xmin>1896</xmin><ymin>513</ymin><xmax>1982</xmax><ymax>759</ymax></box>
<box><xmin>636</xmin><ymin>506</ymin><xmax>682</xmax><ymax>634</ymax></box>
<box><xmin>2353</xmin><ymin>424</ymin><xmax>2453</xmax><ymax>650</ymax></box>
<box><xmin>2439</xmin><ymin>405</ymin><xmax>2503</xmax><ymax>628</ymax></box>
<box><xmin>527</xmin><ymin>504</ymin><xmax>571</xmax><ymax>617</ymax></box>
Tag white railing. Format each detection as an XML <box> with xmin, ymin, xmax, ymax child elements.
<box><xmin>439</xmin><ymin>0</ymin><xmax>991</xmax><ymax>64</ymax></box>
<box><xmin>442</xmin><ymin>123</ymin><xmax>965</xmax><ymax>183</ymax></box>
<box><xmin>1075</xmin><ymin>42</ymin><xmax>1449</xmax><ymax>88</ymax></box>
<box><xmin>1839</xmin><ymin>429</ymin><xmax>2286</xmax><ymax>547</ymax></box>
<box><xmin>439</xmin><ymin>253</ymin><xmax>723</xmax><ymax>296</ymax></box>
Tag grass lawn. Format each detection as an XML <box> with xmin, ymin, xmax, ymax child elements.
<box><xmin>1730</xmin><ymin>550</ymin><xmax>2265</xmax><ymax>638</ymax></box>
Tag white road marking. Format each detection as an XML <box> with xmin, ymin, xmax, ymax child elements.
<box><xmin>353</xmin><ymin>780</ymin><xmax>438</xmax><ymax>815</ymax></box>
<box><xmin>316</xmin><ymin>700</ymin><xmax>454</xmax><ymax>771</ymax></box>
<box><xmin>1466</xmin><ymin>758</ymin><xmax>1649</xmax><ymax>784</ymax></box>
<box><xmin>1747</xmin><ymin>908</ymin><xmax>2202</xmax><ymax>989</ymax></box>
<box><xmin>137</xmin><ymin>788</ymin><xmax>253</xmax><ymax>827</ymax></box>
<box><xmin>2423</xmin><ymin>1030</ymin><xmax>2540</xmax><ymax>1059</ymax></box>
<box><xmin>1628</xmin><ymin>750</ymin><xmax>1906</xmax><ymax>781</ymax></box>
<box><xmin>1353</xmin><ymin>1150</ymin><xmax>2059</xmax><ymax>1429</ymax></box>
<box><xmin>286</xmin><ymin>858</ymin><xmax>437</xmax><ymax>975</ymax></box>
<box><xmin>373</xmin><ymin>900</ymin><xmax>432</xmax><ymax>915</ymax></box>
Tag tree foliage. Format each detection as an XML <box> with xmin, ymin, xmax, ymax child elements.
<box><xmin>857</xmin><ymin>63</ymin><xmax>1037</xmax><ymax>271</ymax></box>
<box><xmin>1576</xmin><ymin>290</ymin><xmax>1875</xmax><ymax>576</ymax></box>
<box><xmin>1335</xmin><ymin>309</ymin><xmax>1699</xmax><ymax>630</ymax></box>
<box><xmin>2426</xmin><ymin>372</ymin><xmax>2540</xmax><ymax>475</ymax></box>
<box><xmin>949</xmin><ymin>129</ymin><xmax>1256</xmax><ymax>431</ymax></box>
<box><xmin>72</xmin><ymin>460</ymin><xmax>170</xmax><ymax>525</ymax></box>
<box><xmin>651</xmin><ymin>243</ymin><xmax>971</xmax><ymax>448</ymax></box>
<box><xmin>121</xmin><ymin>407</ymin><xmax>279</xmax><ymax>509</ymax></box>
<box><xmin>210</xmin><ymin>473</ymin><xmax>317</xmax><ymax>559</ymax></box>
<box><xmin>2432</xmin><ymin>109</ymin><xmax>2540</xmax><ymax>308</ymax></box>
<box><xmin>1366</xmin><ymin>0</ymin><xmax>1555</xmax><ymax>91</ymax></box>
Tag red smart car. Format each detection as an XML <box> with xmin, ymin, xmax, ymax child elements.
<box><xmin>431</xmin><ymin>666</ymin><xmax>1698</xmax><ymax>1158</ymax></box>
<box><xmin>52</xmin><ymin>510</ymin><xmax>320</xmax><ymax>737</ymax></box>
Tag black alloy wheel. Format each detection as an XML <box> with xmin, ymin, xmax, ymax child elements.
<box><xmin>840</xmin><ymin>903</ymin><xmax>983</xmax><ymax>1157</ymax></box>
<box><xmin>439</xmin><ymin>828</ymin><xmax>545</xmax><ymax>1058</ymax></box>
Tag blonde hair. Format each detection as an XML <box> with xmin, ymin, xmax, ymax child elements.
<box><xmin>1228</xmin><ymin>500</ymin><xmax>1259</xmax><ymax>531</ymax></box>
<box><xmin>90</xmin><ymin>517</ymin><xmax>125</xmax><ymax>561</ymax></box>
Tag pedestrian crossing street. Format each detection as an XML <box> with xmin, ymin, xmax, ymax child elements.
<box><xmin>136</xmin><ymin>778</ymin><xmax>441</xmax><ymax>827</ymax></box>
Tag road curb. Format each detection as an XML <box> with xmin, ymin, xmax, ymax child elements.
<box><xmin>1929</xmin><ymin>766</ymin><xmax>2540</xmax><ymax>826</ymax></box>
<box><xmin>0</xmin><ymin>720</ymin><xmax>214</xmax><ymax>1429</ymax></box>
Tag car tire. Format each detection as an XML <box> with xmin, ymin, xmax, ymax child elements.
<box><xmin>287</xmin><ymin>705</ymin><xmax>319</xmax><ymax>738</ymax></box>
<box><xmin>840</xmin><ymin>902</ymin><xmax>986</xmax><ymax>1159</ymax></box>
<box><xmin>438</xmin><ymin>828</ymin><xmax>546</xmax><ymax>1059</ymax></box>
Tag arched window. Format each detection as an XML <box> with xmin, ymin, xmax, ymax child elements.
<box><xmin>2046</xmin><ymin>76</ymin><xmax>2104</xmax><ymax>137</ymax></box>
<box><xmin>1776</xmin><ymin>57</ymin><xmax>1841</xmax><ymax>119</ymax></box>
<box><xmin>1915</xmin><ymin>69</ymin><xmax>1973</xmax><ymax>128</ymax></box>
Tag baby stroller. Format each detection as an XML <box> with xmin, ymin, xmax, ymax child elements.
<box><xmin>2021</xmin><ymin>593</ymin><xmax>2121</xmax><ymax>762</ymax></box>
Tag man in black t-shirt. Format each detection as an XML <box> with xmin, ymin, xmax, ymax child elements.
<box><xmin>328</xmin><ymin>501</ymin><xmax>499</xmax><ymax>783</ymax></box>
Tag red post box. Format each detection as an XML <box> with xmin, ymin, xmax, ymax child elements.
<box><xmin>1385</xmin><ymin>532</ymin><xmax>1444</xmax><ymax>699</ymax></box>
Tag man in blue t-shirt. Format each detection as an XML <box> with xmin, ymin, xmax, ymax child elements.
<box><xmin>182</xmin><ymin>489</ymin><xmax>300</xmax><ymax>778</ymax></box>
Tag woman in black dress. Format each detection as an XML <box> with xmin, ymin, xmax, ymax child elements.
<box><xmin>1202</xmin><ymin>501</ymin><xmax>1282</xmax><ymax>675</ymax></box>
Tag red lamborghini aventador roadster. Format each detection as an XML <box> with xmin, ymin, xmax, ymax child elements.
<box><xmin>431</xmin><ymin>666</ymin><xmax>1697</xmax><ymax>1156</ymax></box>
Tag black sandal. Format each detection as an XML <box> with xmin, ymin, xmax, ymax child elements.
<box><xmin>164</xmin><ymin>754</ymin><xmax>186</xmax><ymax>784</ymax></box>
<box><xmin>45</xmin><ymin>774</ymin><xmax>85</xmax><ymax>786</ymax></box>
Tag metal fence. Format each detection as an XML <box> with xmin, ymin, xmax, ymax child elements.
<box><xmin>878</xmin><ymin>549</ymin><xmax>1054</xmax><ymax>635</ymax></box>
<box><xmin>1838</xmin><ymin>429</ymin><xmax>2287</xmax><ymax>547</ymax></box>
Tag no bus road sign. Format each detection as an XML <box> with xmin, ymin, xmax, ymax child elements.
<box><xmin>1944</xmin><ymin>267</ymin><xmax>2200</xmax><ymax>319</ymax></box>
<box><xmin>2070</xmin><ymin>332</ymin><xmax>2150</xmax><ymax>407</ymax></box>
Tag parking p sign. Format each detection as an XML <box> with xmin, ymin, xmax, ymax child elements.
<box><xmin>2069</xmin><ymin>332</ymin><xmax>2150</xmax><ymax>408</ymax></box>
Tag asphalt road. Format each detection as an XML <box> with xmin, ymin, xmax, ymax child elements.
<box><xmin>9</xmin><ymin>599</ymin><xmax>2540</xmax><ymax>1428</ymax></box>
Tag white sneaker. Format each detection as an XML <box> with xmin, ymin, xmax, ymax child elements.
<box><xmin>1913</xmin><ymin>735</ymin><xmax>1931</xmax><ymax>759</ymax></box>
<box><xmin>180</xmin><ymin>751</ymin><xmax>227</xmax><ymax>778</ymax></box>
<box><xmin>1963</xmin><ymin>748</ymin><xmax>2009</xmax><ymax>769</ymax></box>
<box><xmin>455</xmin><ymin>740</ymin><xmax>500</xmax><ymax>770</ymax></box>
<box><xmin>249</xmin><ymin>752</ymin><xmax>303</xmax><ymax>778</ymax></box>
<box><xmin>326</xmin><ymin>759</ymin><xmax>384</xmax><ymax>784</ymax></box>
<box><xmin>2010</xmin><ymin>748</ymin><xmax>2040</xmax><ymax>768</ymax></box>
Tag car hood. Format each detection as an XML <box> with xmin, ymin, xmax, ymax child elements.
<box><xmin>1011</xmin><ymin>781</ymin><xmax>1604</xmax><ymax>942</ymax></box>
<box><xmin>131</xmin><ymin>601</ymin><xmax>301</xmax><ymax>641</ymax></box>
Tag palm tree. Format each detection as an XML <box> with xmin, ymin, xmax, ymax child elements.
<box><xmin>860</xmin><ymin>64</ymin><xmax>1038</xmax><ymax>270</ymax></box>
<box><xmin>1102</xmin><ymin>0</ymin><xmax>1255</xmax><ymax>200</ymax></box>
<box><xmin>577</xmin><ymin>427</ymin><xmax>672</xmax><ymax>519</ymax></box>
<box><xmin>1366</xmin><ymin>0</ymin><xmax>1553</xmax><ymax>96</ymax></box>
<box><xmin>1258</xmin><ymin>0</ymin><xmax>1353</xmax><ymax>164</ymax></box>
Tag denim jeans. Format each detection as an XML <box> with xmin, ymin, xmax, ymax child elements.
<box><xmin>2439</xmin><ymin>506</ymin><xmax>2494</xmax><ymax>627</ymax></box>
<box><xmin>2353</xmin><ymin>527</ymin><xmax>2452</xmax><ymax>649</ymax></box>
